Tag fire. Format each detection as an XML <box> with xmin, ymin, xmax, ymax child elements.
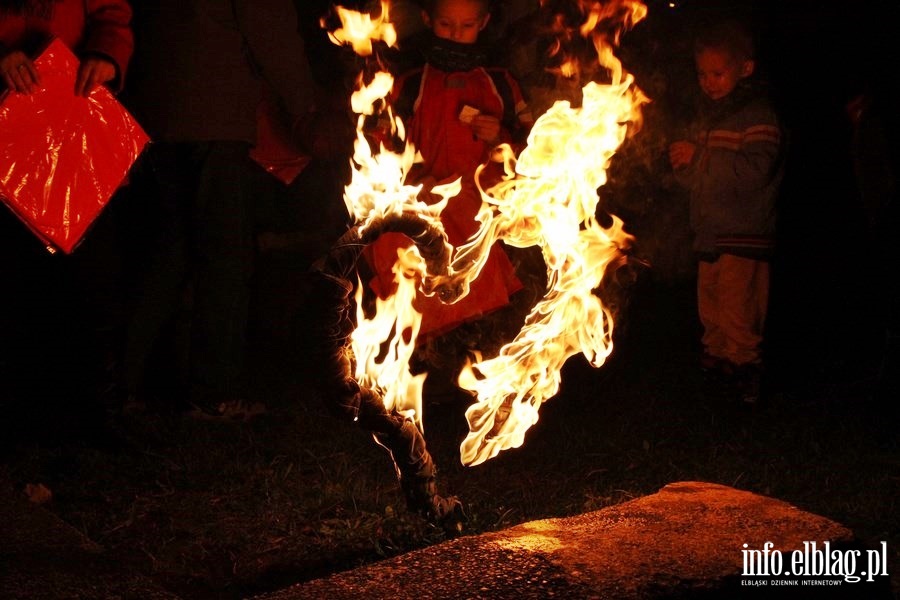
<box><xmin>333</xmin><ymin>1</ymin><xmax>454</xmax><ymax>433</ymax></box>
<box><xmin>329</xmin><ymin>0</ymin><xmax>648</xmax><ymax>467</ymax></box>
<box><xmin>350</xmin><ymin>245</ymin><xmax>427</xmax><ymax>429</ymax></box>
<box><xmin>325</xmin><ymin>1</ymin><xmax>396</xmax><ymax>57</ymax></box>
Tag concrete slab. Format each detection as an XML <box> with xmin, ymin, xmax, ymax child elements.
<box><xmin>253</xmin><ymin>481</ymin><xmax>893</xmax><ymax>600</ymax></box>
<box><xmin>2</xmin><ymin>479</ymin><xmax>891</xmax><ymax>599</ymax></box>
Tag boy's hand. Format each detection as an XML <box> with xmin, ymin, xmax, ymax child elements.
<box><xmin>416</xmin><ymin>175</ymin><xmax>440</xmax><ymax>204</ymax></box>
<box><xmin>75</xmin><ymin>56</ymin><xmax>117</xmax><ymax>97</ymax></box>
<box><xmin>1</xmin><ymin>51</ymin><xmax>40</xmax><ymax>94</ymax></box>
<box><xmin>414</xmin><ymin>174</ymin><xmax>460</xmax><ymax>205</ymax></box>
<box><xmin>668</xmin><ymin>141</ymin><xmax>696</xmax><ymax>170</ymax></box>
<box><xmin>470</xmin><ymin>114</ymin><xmax>501</xmax><ymax>145</ymax></box>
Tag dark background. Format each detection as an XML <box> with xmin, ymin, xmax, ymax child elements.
<box><xmin>1</xmin><ymin>2</ymin><xmax>897</xmax><ymax>597</ymax></box>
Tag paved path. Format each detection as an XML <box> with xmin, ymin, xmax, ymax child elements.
<box><xmin>252</xmin><ymin>482</ymin><xmax>891</xmax><ymax>600</ymax></box>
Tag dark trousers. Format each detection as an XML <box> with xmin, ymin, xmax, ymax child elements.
<box><xmin>123</xmin><ymin>141</ymin><xmax>255</xmax><ymax>402</ymax></box>
<box><xmin>0</xmin><ymin>177</ymin><xmax>126</xmax><ymax>421</ymax></box>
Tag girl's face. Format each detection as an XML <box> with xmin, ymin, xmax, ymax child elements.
<box><xmin>423</xmin><ymin>0</ymin><xmax>490</xmax><ymax>44</ymax></box>
<box><xmin>695</xmin><ymin>47</ymin><xmax>754</xmax><ymax>100</ymax></box>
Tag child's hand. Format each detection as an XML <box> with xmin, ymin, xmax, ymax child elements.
<box><xmin>470</xmin><ymin>114</ymin><xmax>501</xmax><ymax>145</ymax></box>
<box><xmin>415</xmin><ymin>175</ymin><xmax>440</xmax><ymax>204</ymax></box>
<box><xmin>414</xmin><ymin>174</ymin><xmax>460</xmax><ymax>205</ymax></box>
<box><xmin>668</xmin><ymin>141</ymin><xmax>696</xmax><ymax>170</ymax></box>
<box><xmin>75</xmin><ymin>56</ymin><xmax>117</xmax><ymax>97</ymax></box>
<box><xmin>1</xmin><ymin>51</ymin><xmax>40</xmax><ymax>94</ymax></box>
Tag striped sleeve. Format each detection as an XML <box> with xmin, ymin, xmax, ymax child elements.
<box><xmin>742</xmin><ymin>124</ymin><xmax>781</xmax><ymax>145</ymax></box>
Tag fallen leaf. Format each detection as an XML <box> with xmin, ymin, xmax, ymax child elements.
<box><xmin>24</xmin><ymin>483</ymin><xmax>52</xmax><ymax>505</ymax></box>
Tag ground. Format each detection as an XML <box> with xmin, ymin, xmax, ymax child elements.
<box><xmin>1</xmin><ymin>258</ymin><xmax>897</xmax><ymax>599</ymax></box>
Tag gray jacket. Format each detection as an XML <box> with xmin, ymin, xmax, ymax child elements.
<box><xmin>675</xmin><ymin>84</ymin><xmax>785</xmax><ymax>259</ymax></box>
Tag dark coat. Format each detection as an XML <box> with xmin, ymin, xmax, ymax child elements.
<box><xmin>123</xmin><ymin>0</ymin><xmax>317</xmax><ymax>144</ymax></box>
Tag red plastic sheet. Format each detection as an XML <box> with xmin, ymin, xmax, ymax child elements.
<box><xmin>0</xmin><ymin>38</ymin><xmax>149</xmax><ymax>253</ymax></box>
<box><xmin>249</xmin><ymin>95</ymin><xmax>311</xmax><ymax>186</ymax></box>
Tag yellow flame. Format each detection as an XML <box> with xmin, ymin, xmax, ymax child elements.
<box><xmin>332</xmin><ymin>2</ymin><xmax>450</xmax><ymax>436</ymax></box>
<box><xmin>453</xmin><ymin>80</ymin><xmax>642</xmax><ymax>466</ymax></box>
<box><xmin>454</xmin><ymin>0</ymin><xmax>648</xmax><ymax>465</ymax></box>
<box><xmin>342</xmin><ymin>71</ymin><xmax>454</xmax><ymax>232</ymax></box>
<box><xmin>331</xmin><ymin>1</ymin><xmax>648</xmax><ymax>467</ymax></box>
<box><xmin>327</xmin><ymin>0</ymin><xmax>396</xmax><ymax>56</ymax></box>
<box><xmin>351</xmin><ymin>246</ymin><xmax>427</xmax><ymax>429</ymax></box>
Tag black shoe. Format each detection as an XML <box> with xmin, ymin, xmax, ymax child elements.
<box><xmin>700</xmin><ymin>352</ymin><xmax>736</xmax><ymax>378</ymax></box>
<box><xmin>401</xmin><ymin>475</ymin><xmax>466</xmax><ymax>535</ymax></box>
<box><xmin>186</xmin><ymin>397</ymin><xmax>267</xmax><ymax>422</ymax></box>
<box><xmin>734</xmin><ymin>362</ymin><xmax>764</xmax><ymax>405</ymax></box>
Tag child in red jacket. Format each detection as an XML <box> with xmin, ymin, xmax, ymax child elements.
<box><xmin>365</xmin><ymin>0</ymin><xmax>533</xmax><ymax>339</ymax></box>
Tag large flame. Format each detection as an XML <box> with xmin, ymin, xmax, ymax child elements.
<box><xmin>351</xmin><ymin>245</ymin><xmax>427</xmax><ymax>429</ymax></box>
<box><xmin>330</xmin><ymin>0</ymin><xmax>648</xmax><ymax>466</ymax></box>
<box><xmin>332</xmin><ymin>0</ymin><xmax>453</xmax><ymax>433</ymax></box>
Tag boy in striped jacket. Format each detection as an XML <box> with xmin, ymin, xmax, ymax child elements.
<box><xmin>669</xmin><ymin>18</ymin><xmax>785</xmax><ymax>403</ymax></box>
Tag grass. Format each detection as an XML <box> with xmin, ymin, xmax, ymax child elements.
<box><xmin>2</xmin><ymin>266</ymin><xmax>898</xmax><ymax>599</ymax></box>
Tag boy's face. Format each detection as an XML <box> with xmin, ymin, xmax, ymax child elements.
<box><xmin>695</xmin><ymin>47</ymin><xmax>754</xmax><ymax>100</ymax></box>
<box><xmin>423</xmin><ymin>0</ymin><xmax>490</xmax><ymax>44</ymax></box>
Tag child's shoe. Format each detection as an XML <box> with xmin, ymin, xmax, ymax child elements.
<box><xmin>734</xmin><ymin>362</ymin><xmax>764</xmax><ymax>404</ymax></box>
<box><xmin>700</xmin><ymin>352</ymin><xmax>736</xmax><ymax>378</ymax></box>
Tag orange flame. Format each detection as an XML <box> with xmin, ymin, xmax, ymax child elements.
<box><xmin>351</xmin><ymin>246</ymin><xmax>427</xmax><ymax>429</ymax></box>
<box><xmin>326</xmin><ymin>0</ymin><xmax>396</xmax><ymax>57</ymax></box>
<box><xmin>330</xmin><ymin>0</ymin><xmax>648</xmax><ymax>467</ymax></box>
<box><xmin>458</xmin><ymin>77</ymin><xmax>645</xmax><ymax>466</ymax></box>
<box><xmin>332</xmin><ymin>1</ymin><xmax>453</xmax><ymax>436</ymax></box>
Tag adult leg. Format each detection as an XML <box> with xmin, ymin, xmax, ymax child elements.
<box><xmin>122</xmin><ymin>143</ymin><xmax>193</xmax><ymax>401</ymax></box>
<box><xmin>188</xmin><ymin>142</ymin><xmax>256</xmax><ymax>407</ymax></box>
<box><xmin>70</xmin><ymin>193</ymin><xmax>127</xmax><ymax>418</ymax></box>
